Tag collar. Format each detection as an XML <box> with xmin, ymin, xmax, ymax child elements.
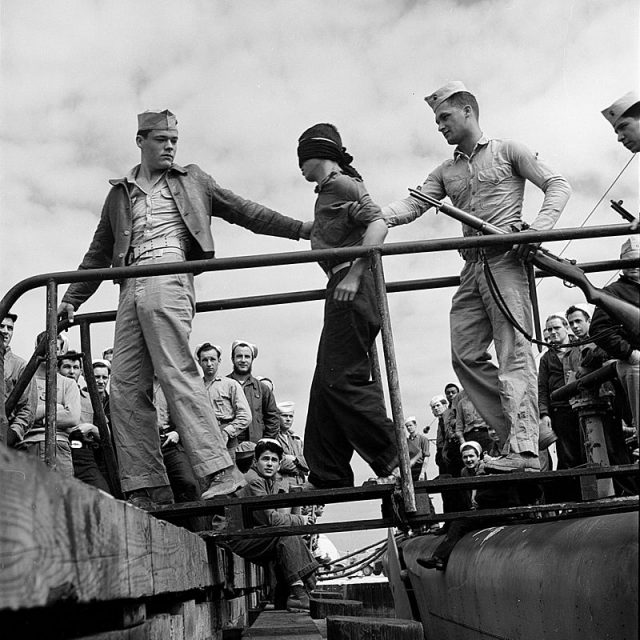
<box><xmin>228</xmin><ymin>372</ymin><xmax>257</xmax><ymax>387</ymax></box>
<box><xmin>453</xmin><ymin>134</ymin><xmax>490</xmax><ymax>161</ymax></box>
<box><xmin>110</xmin><ymin>163</ymin><xmax>187</xmax><ymax>187</ymax></box>
<box><xmin>314</xmin><ymin>170</ymin><xmax>340</xmax><ymax>194</ymax></box>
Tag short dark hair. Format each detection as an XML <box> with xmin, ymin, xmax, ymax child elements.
<box><xmin>442</xmin><ymin>91</ymin><xmax>479</xmax><ymax>119</ymax></box>
<box><xmin>136</xmin><ymin>129</ymin><xmax>152</xmax><ymax>138</ymax></box>
<box><xmin>444</xmin><ymin>383</ymin><xmax>460</xmax><ymax>393</ymax></box>
<box><xmin>4</xmin><ymin>312</ymin><xmax>17</xmax><ymax>323</ymax></box>
<box><xmin>255</xmin><ymin>439</ymin><xmax>284</xmax><ymax>460</ymax></box>
<box><xmin>57</xmin><ymin>350</ymin><xmax>83</xmax><ymax>364</ymax></box>
<box><xmin>92</xmin><ymin>361</ymin><xmax>110</xmax><ymax>373</ymax></box>
<box><xmin>196</xmin><ymin>342</ymin><xmax>221</xmax><ymax>360</ymax></box>
<box><xmin>566</xmin><ymin>305</ymin><xmax>590</xmax><ymax>322</ymax></box>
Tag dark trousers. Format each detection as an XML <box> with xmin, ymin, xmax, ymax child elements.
<box><xmin>71</xmin><ymin>443</ymin><xmax>111</xmax><ymax>493</ymax></box>
<box><xmin>162</xmin><ymin>443</ymin><xmax>199</xmax><ymax>502</ymax></box>
<box><xmin>304</xmin><ymin>269</ymin><xmax>398</xmax><ymax>488</ymax></box>
<box><xmin>547</xmin><ymin>406</ymin><xmax>585</xmax><ymax>502</ymax></box>
<box><xmin>230</xmin><ymin>534</ymin><xmax>319</xmax><ymax>586</ymax></box>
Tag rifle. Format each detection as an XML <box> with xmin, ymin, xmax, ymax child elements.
<box><xmin>407</xmin><ymin>188</ymin><xmax>640</xmax><ymax>341</ymax></box>
<box><xmin>610</xmin><ymin>199</ymin><xmax>637</xmax><ymax>224</ymax></box>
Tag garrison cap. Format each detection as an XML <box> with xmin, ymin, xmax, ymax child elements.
<box><xmin>425</xmin><ymin>81</ymin><xmax>472</xmax><ymax>112</ymax></box>
<box><xmin>277</xmin><ymin>401</ymin><xmax>295</xmax><ymax>414</ymax></box>
<box><xmin>231</xmin><ymin>340</ymin><xmax>258</xmax><ymax>359</ymax></box>
<box><xmin>620</xmin><ymin>236</ymin><xmax>640</xmax><ymax>258</ymax></box>
<box><xmin>137</xmin><ymin>109</ymin><xmax>178</xmax><ymax>131</ymax></box>
<box><xmin>601</xmin><ymin>92</ymin><xmax>640</xmax><ymax>128</ymax></box>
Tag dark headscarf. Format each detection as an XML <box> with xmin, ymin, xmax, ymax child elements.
<box><xmin>297</xmin><ymin>123</ymin><xmax>361</xmax><ymax>179</ymax></box>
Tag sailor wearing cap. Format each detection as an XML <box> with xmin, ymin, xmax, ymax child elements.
<box><xmin>382</xmin><ymin>82</ymin><xmax>572</xmax><ymax>474</ymax></box>
<box><xmin>276</xmin><ymin>401</ymin><xmax>309</xmax><ymax>487</ymax></box>
<box><xmin>590</xmin><ymin>237</ymin><xmax>640</xmax><ymax>440</ymax></box>
<box><xmin>57</xmin><ymin>109</ymin><xmax>312</xmax><ymax>508</ymax></box>
<box><xmin>602</xmin><ymin>91</ymin><xmax>640</xmax><ymax>153</ymax></box>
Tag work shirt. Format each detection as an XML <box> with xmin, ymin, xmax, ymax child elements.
<box><xmin>407</xmin><ymin>431</ymin><xmax>430</xmax><ymax>466</ymax></box>
<box><xmin>23</xmin><ymin>373</ymin><xmax>81</xmax><ymax>443</ymax></box>
<box><xmin>227</xmin><ymin>373</ymin><xmax>280</xmax><ymax>443</ymax></box>
<box><xmin>454</xmin><ymin>390</ymin><xmax>491</xmax><ymax>441</ymax></box>
<box><xmin>125</xmin><ymin>170</ymin><xmax>191</xmax><ymax>252</ymax></box>
<box><xmin>4</xmin><ymin>348</ymin><xmax>37</xmax><ymax>442</ymax></box>
<box><xmin>204</xmin><ymin>376</ymin><xmax>251</xmax><ymax>439</ymax></box>
<box><xmin>277</xmin><ymin>429</ymin><xmax>309</xmax><ymax>481</ymax></box>
<box><xmin>383</xmin><ymin>136</ymin><xmax>571</xmax><ymax>238</ymax></box>
<box><xmin>310</xmin><ymin>171</ymin><xmax>383</xmax><ymax>272</ymax></box>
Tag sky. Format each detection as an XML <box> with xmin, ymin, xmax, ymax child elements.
<box><xmin>1</xmin><ymin>0</ymin><xmax>639</xmax><ymax>553</ymax></box>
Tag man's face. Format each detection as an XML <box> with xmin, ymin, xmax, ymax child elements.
<box><xmin>435</xmin><ymin>102</ymin><xmax>470</xmax><ymax>146</ymax></box>
<box><xmin>93</xmin><ymin>366</ymin><xmax>110</xmax><ymax>394</ymax></box>
<box><xmin>462</xmin><ymin>449</ymin><xmax>480</xmax><ymax>469</ymax></box>
<box><xmin>199</xmin><ymin>349</ymin><xmax>220</xmax><ymax>379</ymax></box>
<box><xmin>103</xmin><ymin>349</ymin><xmax>113</xmax><ymax>363</ymax></box>
<box><xmin>279</xmin><ymin>412</ymin><xmax>294</xmax><ymax>432</ymax></box>
<box><xmin>300</xmin><ymin>158</ymin><xmax>325</xmax><ymax>183</ymax></box>
<box><xmin>405</xmin><ymin>420</ymin><xmax>417</xmax><ymax>436</ymax></box>
<box><xmin>137</xmin><ymin>129</ymin><xmax>179</xmax><ymax>172</ymax></box>
<box><xmin>615</xmin><ymin>116</ymin><xmax>640</xmax><ymax>153</ymax></box>
<box><xmin>58</xmin><ymin>358</ymin><xmax>82</xmax><ymax>381</ymax></box>
<box><xmin>567</xmin><ymin>311</ymin><xmax>590</xmax><ymax>339</ymax></box>
<box><xmin>0</xmin><ymin>317</ymin><xmax>15</xmax><ymax>347</ymax></box>
<box><xmin>444</xmin><ymin>386</ymin><xmax>459</xmax><ymax>404</ymax></box>
<box><xmin>255</xmin><ymin>451</ymin><xmax>280</xmax><ymax>479</ymax></box>
<box><xmin>546</xmin><ymin>318</ymin><xmax>569</xmax><ymax>346</ymax></box>
<box><xmin>232</xmin><ymin>346</ymin><xmax>254</xmax><ymax>375</ymax></box>
<box><xmin>430</xmin><ymin>399</ymin><xmax>447</xmax><ymax>417</ymax></box>
<box><xmin>621</xmin><ymin>249</ymin><xmax>640</xmax><ymax>283</ymax></box>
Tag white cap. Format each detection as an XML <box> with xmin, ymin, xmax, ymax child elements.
<box><xmin>601</xmin><ymin>91</ymin><xmax>640</xmax><ymax>128</ymax></box>
<box><xmin>425</xmin><ymin>81</ymin><xmax>472</xmax><ymax>112</ymax></box>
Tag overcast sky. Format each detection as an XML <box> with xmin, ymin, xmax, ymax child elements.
<box><xmin>1</xmin><ymin>0</ymin><xmax>638</xmax><ymax>552</ymax></box>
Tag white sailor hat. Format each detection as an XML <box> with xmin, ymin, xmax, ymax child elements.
<box><xmin>620</xmin><ymin>236</ymin><xmax>640</xmax><ymax>258</ymax></box>
<box><xmin>601</xmin><ymin>91</ymin><xmax>640</xmax><ymax>128</ymax></box>
<box><xmin>460</xmin><ymin>440</ymin><xmax>482</xmax><ymax>457</ymax></box>
<box><xmin>425</xmin><ymin>81</ymin><xmax>472</xmax><ymax>112</ymax></box>
<box><xmin>231</xmin><ymin>339</ymin><xmax>258</xmax><ymax>358</ymax></box>
<box><xmin>277</xmin><ymin>401</ymin><xmax>295</xmax><ymax>414</ymax></box>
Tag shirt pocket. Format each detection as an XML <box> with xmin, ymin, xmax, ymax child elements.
<box><xmin>477</xmin><ymin>163</ymin><xmax>512</xmax><ymax>185</ymax></box>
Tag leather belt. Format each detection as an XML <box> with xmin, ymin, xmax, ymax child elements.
<box><xmin>326</xmin><ymin>261</ymin><xmax>353</xmax><ymax>278</ymax></box>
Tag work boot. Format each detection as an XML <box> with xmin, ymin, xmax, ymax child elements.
<box><xmin>483</xmin><ymin>452</ymin><xmax>540</xmax><ymax>473</ymax></box>
<box><xmin>201</xmin><ymin>466</ymin><xmax>246</xmax><ymax>499</ymax></box>
<box><xmin>286</xmin><ymin>584</ymin><xmax>310</xmax><ymax>611</ymax></box>
<box><xmin>126</xmin><ymin>485</ymin><xmax>174</xmax><ymax>511</ymax></box>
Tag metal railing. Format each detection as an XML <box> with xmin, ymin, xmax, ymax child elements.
<box><xmin>1</xmin><ymin>222</ymin><xmax>638</xmax><ymax>517</ymax></box>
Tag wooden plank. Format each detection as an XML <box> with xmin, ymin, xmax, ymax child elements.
<box><xmin>326</xmin><ymin>616</ymin><xmax>423</xmax><ymax>640</ymax></box>
<box><xmin>0</xmin><ymin>446</ymin><xmax>217</xmax><ymax>611</ymax></box>
<box><xmin>124</xmin><ymin>501</ymin><xmax>154</xmax><ymax>598</ymax></box>
<box><xmin>343</xmin><ymin>582</ymin><xmax>395</xmax><ymax>617</ymax></box>
<box><xmin>310</xmin><ymin>598</ymin><xmax>363</xmax><ymax>620</ymax></box>
<box><xmin>243</xmin><ymin>610</ymin><xmax>322</xmax><ymax>639</ymax></box>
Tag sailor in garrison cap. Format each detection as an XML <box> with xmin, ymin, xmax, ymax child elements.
<box><xmin>276</xmin><ymin>401</ymin><xmax>309</xmax><ymax>488</ymax></box>
<box><xmin>590</xmin><ymin>237</ymin><xmax>640</xmax><ymax>446</ymax></box>
<box><xmin>602</xmin><ymin>91</ymin><xmax>640</xmax><ymax>153</ymax></box>
<box><xmin>57</xmin><ymin>110</ymin><xmax>312</xmax><ymax>507</ymax></box>
<box><xmin>383</xmin><ymin>82</ymin><xmax>572</xmax><ymax>473</ymax></box>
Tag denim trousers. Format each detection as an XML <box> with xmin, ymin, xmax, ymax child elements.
<box><xmin>450</xmin><ymin>253</ymin><xmax>539</xmax><ymax>455</ymax></box>
<box><xmin>110</xmin><ymin>255</ymin><xmax>232</xmax><ymax>492</ymax></box>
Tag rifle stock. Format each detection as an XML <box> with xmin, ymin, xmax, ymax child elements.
<box><xmin>407</xmin><ymin>188</ymin><xmax>640</xmax><ymax>340</ymax></box>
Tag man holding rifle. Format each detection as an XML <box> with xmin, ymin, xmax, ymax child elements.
<box><xmin>384</xmin><ymin>82</ymin><xmax>571</xmax><ymax>471</ymax></box>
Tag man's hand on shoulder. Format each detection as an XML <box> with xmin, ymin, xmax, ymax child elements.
<box><xmin>57</xmin><ymin>302</ymin><xmax>76</xmax><ymax>324</ymax></box>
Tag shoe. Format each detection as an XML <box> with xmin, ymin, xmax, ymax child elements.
<box><xmin>483</xmin><ymin>452</ymin><xmax>541</xmax><ymax>473</ymax></box>
<box><xmin>201</xmin><ymin>466</ymin><xmax>247</xmax><ymax>499</ymax></box>
<box><xmin>303</xmin><ymin>572</ymin><xmax>317</xmax><ymax>592</ymax></box>
<box><xmin>417</xmin><ymin>555</ymin><xmax>446</xmax><ymax>571</ymax></box>
<box><xmin>286</xmin><ymin>584</ymin><xmax>310</xmax><ymax>611</ymax></box>
<box><xmin>126</xmin><ymin>485</ymin><xmax>174</xmax><ymax>511</ymax></box>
